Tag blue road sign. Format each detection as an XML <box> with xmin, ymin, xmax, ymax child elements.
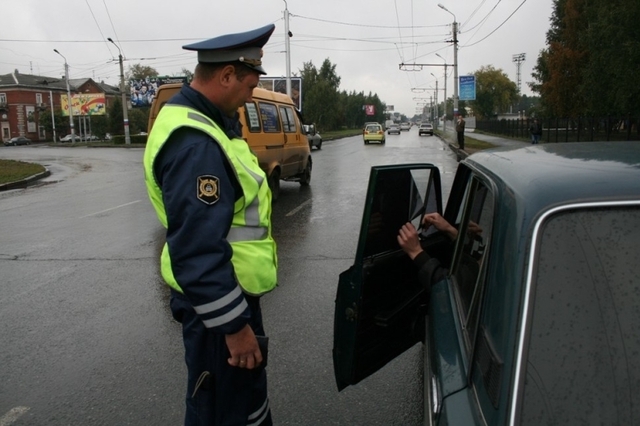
<box><xmin>459</xmin><ymin>75</ymin><xmax>476</xmax><ymax>101</ymax></box>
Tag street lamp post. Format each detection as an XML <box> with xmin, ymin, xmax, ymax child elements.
<box><xmin>283</xmin><ymin>0</ymin><xmax>292</xmax><ymax>98</ymax></box>
<box><xmin>438</xmin><ymin>4</ymin><xmax>458</xmax><ymax>118</ymax></box>
<box><xmin>108</xmin><ymin>38</ymin><xmax>131</xmax><ymax>145</ymax></box>
<box><xmin>430</xmin><ymin>73</ymin><xmax>439</xmax><ymax>130</ymax></box>
<box><xmin>53</xmin><ymin>49</ymin><xmax>75</xmax><ymax>142</ymax></box>
<box><xmin>436</xmin><ymin>53</ymin><xmax>448</xmax><ymax>132</ymax></box>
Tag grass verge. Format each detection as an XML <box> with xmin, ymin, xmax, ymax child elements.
<box><xmin>0</xmin><ymin>159</ymin><xmax>46</xmax><ymax>185</ymax></box>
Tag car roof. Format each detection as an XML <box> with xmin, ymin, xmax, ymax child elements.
<box><xmin>465</xmin><ymin>142</ymin><xmax>640</xmax><ymax>211</ymax></box>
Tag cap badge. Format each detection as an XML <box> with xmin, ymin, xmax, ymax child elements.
<box><xmin>197</xmin><ymin>175</ymin><xmax>220</xmax><ymax>205</ymax></box>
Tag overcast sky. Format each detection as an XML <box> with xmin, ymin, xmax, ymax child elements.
<box><xmin>1</xmin><ymin>0</ymin><xmax>553</xmax><ymax>116</ymax></box>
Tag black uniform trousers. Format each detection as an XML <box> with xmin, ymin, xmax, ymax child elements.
<box><xmin>170</xmin><ymin>291</ymin><xmax>272</xmax><ymax>426</ymax></box>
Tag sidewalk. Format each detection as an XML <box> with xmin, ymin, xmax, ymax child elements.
<box><xmin>438</xmin><ymin>126</ymin><xmax>528</xmax><ymax>160</ymax></box>
<box><xmin>465</xmin><ymin>128</ymin><xmax>528</xmax><ymax>149</ymax></box>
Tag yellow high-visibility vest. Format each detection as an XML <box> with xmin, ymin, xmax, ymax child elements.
<box><xmin>143</xmin><ymin>104</ymin><xmax>277</xmax><ymax>295</ymax></box>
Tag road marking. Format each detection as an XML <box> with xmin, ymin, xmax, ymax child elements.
<box><xmin>79</xmin><ymin>200</ymin><xmax>141</xmax><ymax>218</ymax></box>
<box><xmin>0</xmin><ymin>407</ymin><xmax>29</xmax><ymax>425</ymax></box>
<box><xmin>285</xmin><ymin>199</ymin><xmax>312</xmax><ymax>217</ymax></box>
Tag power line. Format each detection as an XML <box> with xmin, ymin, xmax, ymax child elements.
<box><xmin>290</xmin><ymin>13</ymin><xmax>447</xmax><ymax>29</ymax></box>
<box><xmin>464</xmin><ymin>0</ymin><xmax>528</xmax><ymax>47</ymax></box>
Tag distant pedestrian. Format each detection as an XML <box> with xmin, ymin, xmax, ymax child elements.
<box><xmin>456</xmin><ymin>116</ymin><xmax>466</xmax><ymax>150</ymax></box>
<box><xmin>529</xmin><ymin>119</ymin><xmax>543</xmax><ymax>144</ymax></box>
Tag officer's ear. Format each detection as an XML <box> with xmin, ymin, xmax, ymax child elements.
<box><xmin>218</xmin><ymin>65</ymin><xmax>236</xmax><ymax>87</ymax></box>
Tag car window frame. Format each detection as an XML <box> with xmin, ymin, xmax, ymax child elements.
<box><xmin>447</xmin><ymin>171</ymin><xmax>497</xmax><ymax>363</ymax></box>
<box><xmin>279</xmin><ymin>105</ymin><xmax>298</xmax><ymax>133</ymax></box>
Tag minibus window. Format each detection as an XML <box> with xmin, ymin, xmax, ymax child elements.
<box><xmin>258</xmin><ymin>102</ymin><xmax>281</xmax><ymax>133</ymax></box>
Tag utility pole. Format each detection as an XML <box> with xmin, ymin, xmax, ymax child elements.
<box><xmin>438</xmin><ymin>4</ymin><xmax>459</xmax><ymax>117</ymax></box>
<box><xmin>53</xmin><ymin>49</ymin><xmax>75</xmax><ymax>142</ymax></box>
<box><xmin>283</xmin><ymin>0</ymin><xmax>292</xmax><ymax>97</ymax></box>
<box><xmin>436</xmin><ymin>53</ymin><xmax>448</xmax><ymax>132</ymax></box>
<box><xmin>108</xmin><ymin>38</ymin><xmax>131</xmax><ymax>145</ymax></box>
<box><xmin>431</xmin><ymin>73</ymin><xmax>439</xmax><ymax>129</ymax></box>
<box><xmin>49</xmin><ymin>90</ymin><xmax>57</xmax><ymax>143</ymax></box>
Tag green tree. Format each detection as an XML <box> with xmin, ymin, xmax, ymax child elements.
<box><xmin>470</xmin><ymin>66</ymin><xmax>518</xmax><ymax>119</ymax></box>
<box><xmin>531</xmin><ymin>0</ymin><xmax>640</xmax><ymax>117</ymax></box>
<box><xmin>126</xmin><ymin>64</ymin><xmax>159</xmax><ymax>81</ymax></box>
<box><xmin>179</xmin><ymin>67</ymin><xmax>194</xmax><ymax>83</ymax></box>
<box><xmin>38</xmin><ymin>108</ymin><xmax>66</xmax><ymax>140</ymax></box>
<box><xmin>128</xmin><ymin>108</ymin><xmax>150</xmax><ymax>134</ymax></box>
<box><xmin>299</xmin><ymin>59</ymin><xmax>341</xmax><ymax>129</ymax></box>
<box><xmin>108</xmin><ymin>97</ymin><xmax>124</xmax><ymax>135</ymax></box>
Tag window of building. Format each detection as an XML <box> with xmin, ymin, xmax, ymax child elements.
<box><xmin>0</xmin><ymin>93</ymin><xmax>6</xmax><ymax>104</ymax></box>
<box><xmin>36</xmin><ymin>93</ymin><xmax>43</xmax><ymax>104</ymax></box>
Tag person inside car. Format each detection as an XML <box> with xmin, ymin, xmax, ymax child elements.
<box><xmin>397</xmin><ymin>213</ymin><xmax>483</xmax><ymax>296</ymax></box>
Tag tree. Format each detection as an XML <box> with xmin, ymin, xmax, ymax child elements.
<box><xmin>179</xmin><ymin>67</ymin><xmax>194</xmax><ymax>83</ymax></box>
<box><xmin>299</xmin><ymin>58</ymin><xmax>388</xmax><ymax>130</ymax></box>
<box><xmin>299</xmin><ymin>59</ymin><xmax>341</xmax><ymax>129</ymax></box>
<box><xmin>470</xmin><ymin>66</ymin><xmax>518</xmax><ymax>119</ymax></box>
<box><xmin>530</xmin><ymin>0</ymin><xmax>640</xmax><ymax>117</ymax></box>
<box><xmin>108</xmin><ymin>96</ymin><xmax>124</xmax><ymax>135</ymax></box>
<box><xmin>126</xmin><ymin>64</ymin><xmax>159</xmax><ymax>81</ymax></box>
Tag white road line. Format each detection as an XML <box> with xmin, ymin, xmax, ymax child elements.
<box><xmin>79</xmin><ymin>200</ymin><xmax>141</xmax><ymax>218</ymax></box>
<box><xmin>285</xmin><ymin>199</ymin><xmax>312</xmax><ymax>217</ymax></box>
<box><xmin>0</xmin><ymin>407</ymin><xmax>29</xmax><ymax>426</ymax></box>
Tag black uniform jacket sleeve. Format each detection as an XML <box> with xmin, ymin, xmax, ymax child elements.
<box><xmin>155</xmin><ymin>126</ymin><xmax>250</xmax><ymax>335</ymax></box>
<box><xmin>413</xmin><ymin>250</ymin><xmax>448</xmax><ymax>295</ymax></box>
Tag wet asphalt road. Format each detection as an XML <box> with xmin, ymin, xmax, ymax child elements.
<box><xmin>0</xmin><ymin>130</ymin><xmax>459</xmax><ymax>425</ymax></box>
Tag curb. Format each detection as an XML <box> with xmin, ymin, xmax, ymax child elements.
<box><xmin>0</xmin><ymin>169</ymin><xmax>51</xmax><ymax>191</ymax></box>
<box><xmin>435</xmin><ymin>134</ymin><xmax>468</xmax><ymax>161</ymax></box>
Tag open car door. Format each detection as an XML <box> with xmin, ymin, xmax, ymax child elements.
<box><xmin>333</xmin><ymin>164</ymin><xmax>443</xmax><ymax>391</ymax></box>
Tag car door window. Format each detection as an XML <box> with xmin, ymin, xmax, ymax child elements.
<box><xmin>279</xmin><ymin>105</ymin><xmax>297</xmax><ymax>133</ymax></box>
<box><xmin>363</xmin><ymin>167</ymin><xmax>441</xmax><ymax>258</ymax></box>
<box><xmin>451</xmin><ymin>178</ymin><xmax>494</xmax><ymax>344</ymax></box>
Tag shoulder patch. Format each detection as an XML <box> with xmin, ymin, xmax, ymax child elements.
<box><xmin>197</xmin><ymin>175</ymin><xmax>220</xmax><ymax>205</ymax></box>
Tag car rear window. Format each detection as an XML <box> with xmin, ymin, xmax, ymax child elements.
<box><xmin>520</xmin><ymin>205</ymin><xmax>640</xmax><ymax>425</ymax></box>
<box><xmin>366</xmin><ymin>125</ymin><xmax>381</xmax><ymax>132</ymax></box>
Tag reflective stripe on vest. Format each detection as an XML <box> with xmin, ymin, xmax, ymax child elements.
<box><xmin>144</xmin><ymin>104</ymin><xmax>278</xmax><ymax>296</ymax></box>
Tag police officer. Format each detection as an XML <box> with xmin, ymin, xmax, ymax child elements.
<box><xmin>143</xmin><ymin>24</ymin><xmax>277</xmax><ymax>426</ymax></box>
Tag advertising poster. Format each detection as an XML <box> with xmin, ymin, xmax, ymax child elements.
<box><xmin>61</xmin><ymin>93</ymin><xmax>106</xmax><ymax>116</ymax></box>
<box><xmin>130</xmin><ymin>76</ymin><xmax>188</xmax><ymax>108</ymax></box>
<box><xmin>365</xmin><ymin>105</ymin><xmax>375</xmax><ymax>116</ymax></box>
<box><xmin>259</xmin><ymin>77</ymin><xmax>302</xmax><ymax>111</ymax></box>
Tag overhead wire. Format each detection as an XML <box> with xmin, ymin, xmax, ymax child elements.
<box><xmin>464</xmin><ymin>0</ymin><xmax>528</xmax><ymax>47</ymax></box>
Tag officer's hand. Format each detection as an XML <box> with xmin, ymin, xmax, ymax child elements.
<box><xmin>226</xmin><ymin>324</ymin><xmax>263</xmax><ymax>369</ymax></box>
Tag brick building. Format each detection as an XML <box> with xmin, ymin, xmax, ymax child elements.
<box><xmin>0</xmin><ymin>70</ymin><xmax>121</xmax><ymax>143</ymax></box>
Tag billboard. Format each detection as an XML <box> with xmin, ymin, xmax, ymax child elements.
<box><xmin>61</xmin><ymin>93</ymin><xmax>106</xmax><ymax>116</ymax></box>
<box><xmin>459</xmin><ymin>75</ymin><xmax>476</xmax><ymax>101</ymax></box>
<box><xmin>365</xmin><ymin>105</ymin><xmax>375</xmax><ymax>116</ymax></box>
<box><xmin>129</xmin><ymin>76</ymin><xmax>189</xmax><ymax>108</ymax></box>
<box><xmin>259</xmin><ymin>77</ymin><xmax>302</xmax><ymax>110</ymax></box>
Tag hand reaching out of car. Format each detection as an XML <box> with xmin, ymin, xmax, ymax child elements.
<box><xmin>423</xmin><ymin>213</ymin><xmax>458</xmax><ymax>240</ymax></box>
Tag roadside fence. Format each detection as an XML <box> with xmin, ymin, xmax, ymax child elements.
<box><xmin>475</xmin><ymin>115</ymin><xmax>640</xmax><ymax>142</ymax></box>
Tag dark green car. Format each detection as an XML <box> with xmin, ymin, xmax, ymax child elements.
<box><xmin>334</xmin><ymin>142</ymin><xmax>640</xmax><ymax>425</ymax></box>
